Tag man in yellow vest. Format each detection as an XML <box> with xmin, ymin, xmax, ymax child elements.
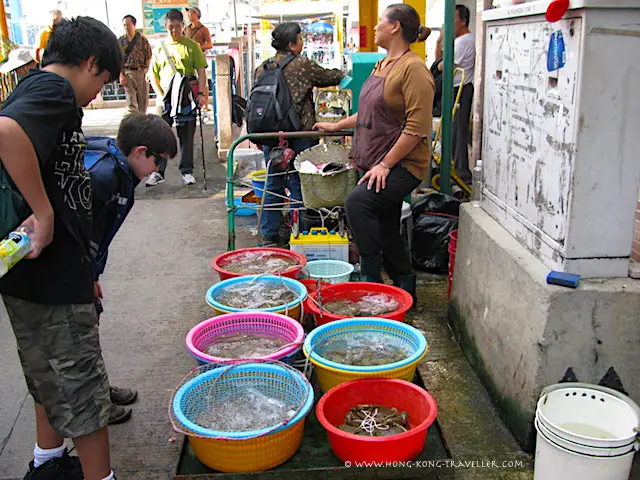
<box><xmin>36</xmin><ymin>9</ymin><xmax>63</xmax><ymax>63</ymax></box>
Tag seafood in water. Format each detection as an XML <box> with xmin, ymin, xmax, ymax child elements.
<box><xmin>324</xmin><ymin>294</ymin><xmax>400</xmax><ymax>317</ymax></box>
<box><xmin>204</xmin><ymin>333</ymin><xmax>289</xmax><ymax>359</ymax></box>
<box><xmin>196</xmin><ymin>387</ymin><xmax>297</xmax><ymax>432</ymax></box>
<box><xmin>222</xmin><ymin>251</ymin><xmax>298</xmax><ymax>274</ymax></box>
<box><xmin>214</xmin><ymin>281</ymin><xmax>297</xmax><ymax>309</ymax></box>
<box><xmin>338</xmin><ymin>405</ymin><xmax>410</xmax><ymax>437</ymax></box>
<box><xmin>315</xmin><ymin>332</ymin><xmax>413</xmax><ymax>366</ymax></box>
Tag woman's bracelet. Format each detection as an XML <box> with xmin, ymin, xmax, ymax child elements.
<box><xmin>380</xmin><ymin>162</ymin><xmax>392</xmax><ymax>170</ymax></box>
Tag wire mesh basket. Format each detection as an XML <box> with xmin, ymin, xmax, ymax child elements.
<box><xmin>294</xmin><ymin>144</ymin><xmax>358</xmax><ymax>209</ymax></box>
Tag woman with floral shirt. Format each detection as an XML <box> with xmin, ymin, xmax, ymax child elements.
<box><xmin>254</xmin><ymin>22</ymin><xmax>343</xmax><ymax>246</ymax></box>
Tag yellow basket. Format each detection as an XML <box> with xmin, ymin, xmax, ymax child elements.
<box><xmin>190</xmin><ymin>418</ymin><xmax>306</xmax><ymax>472</ymax></box>
<box><xmin>304</xmin><ymin>346</ymin><xmax>429</xmax><ymax>392</ymax></box>
<box><xmin>249</xmin><ymin>169</ymin><xmax>266</xmax><ymax>182</ymax></box>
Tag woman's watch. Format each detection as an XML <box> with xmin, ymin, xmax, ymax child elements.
<box><xmin>197</xmin><ymin>92</ymin><xmax>205</xmax><ymax>97</ymax></box>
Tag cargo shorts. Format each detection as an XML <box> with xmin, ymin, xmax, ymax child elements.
<box><xmin>3</xmin><ymin>295</ymin><xmax>111</xmax><ymax>438</ymax></box>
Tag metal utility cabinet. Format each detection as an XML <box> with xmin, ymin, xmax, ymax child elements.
<box><xmin>480</xmin><ymin>0</ymin><xmax>640</xmax><ymax>277</ymax></box>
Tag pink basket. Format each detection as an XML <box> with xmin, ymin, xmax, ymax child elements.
<box><xmin>185</xmin><ymin>312</ymin><xmax>305</xmax><ymax>364</ymax></box>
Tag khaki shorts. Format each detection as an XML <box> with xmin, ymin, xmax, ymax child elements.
<box><xmin>3</xmin><ymin>295</ymin><xmax>111</xmax><ymax>438</ymax></box>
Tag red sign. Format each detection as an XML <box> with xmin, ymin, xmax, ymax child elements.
<box><xmin>359</xmin><ymin>26</ymin><xmax>367</xmax><ymax>48</ymax></box>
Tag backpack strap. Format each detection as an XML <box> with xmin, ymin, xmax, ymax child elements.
<box><xmin>277</xmin><ymin>54</ymin><xmax>297</xmax><ymax>71</ymax></box>
<box><xmin>84</xmin><ymin>137</ymin><xmax>114</xmax><ymax>171</ymax></box>
<box><xmin>160</xmin><ymin>40</ymin><xmax>178</xmax><ymax>75</ymax></box>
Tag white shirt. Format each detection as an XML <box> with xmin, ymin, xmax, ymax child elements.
<box><xmin>454</xmin><ymin>32</ymin><xmax>475</xmax><ymax>87</ymax></box>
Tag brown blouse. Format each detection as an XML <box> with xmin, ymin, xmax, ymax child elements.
<box><xmin>372</xmin><ymin>51</ymin><xmax>435</xmax><ymax>179</ymax></box>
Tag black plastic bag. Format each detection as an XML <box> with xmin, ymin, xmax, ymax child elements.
<box><xmin>412</xmin><ymin>193</ymin><xmax>461</xmax><ymax>273</ymax></box>
<box><xmin>232</xmin><ymin>95</ymin><xmax>247</xmax><ymax>127</ymax></box>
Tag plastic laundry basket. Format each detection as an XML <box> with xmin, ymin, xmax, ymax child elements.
<box><xmin>302</xmin><ymin>260</ymin><xmax>354</xmax><ymax>284</ymax></box>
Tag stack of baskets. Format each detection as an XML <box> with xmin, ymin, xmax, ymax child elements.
<box><xmin>205</xmin><ymin>275</ymin><xmax>308</xmax><ymax>321</ymax></box>
<box><xmin>171</xmin><ymin>361</ymin><xmax>314</xmax><ymax>472</ymax></box>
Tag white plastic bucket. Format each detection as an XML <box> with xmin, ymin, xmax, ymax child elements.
<box><xmin>535</xmin><ymin>416</ymin><xmax>636</xmax><ymax>458</ymax></box>
<box><xmin>534</xmin><ymin>383</ymin><xmax>640</xmax><ymax>480</ymax></box>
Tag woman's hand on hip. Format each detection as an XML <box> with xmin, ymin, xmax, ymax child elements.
<box><xmin>359</xmin><ymin>163</ymin><xmax>390</xmax><ymax>193</ymax></box>
<box><xmin>313</xmin><ymin>122</ymin><xmax>340</xmax><ymax>132</ymax></box>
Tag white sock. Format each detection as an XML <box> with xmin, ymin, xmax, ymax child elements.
<box><xmin>33</xmin><ymin>443</ymin><xmax>65</xmax><ymax>468</ymax></box>
<box><xmin>102</xmin><ymin>471</ymin><xmax>115</xmax><ymax>480</ymax></box>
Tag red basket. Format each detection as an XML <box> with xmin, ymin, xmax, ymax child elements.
<box><xmin>306</xmin><ymin>282</ymin><xmax>413</xmax><ymax>326</ymax></box>
<box><xmin>211</xmin><ymin>248</ymin><xmax>307</xmax><ymax>281</ymax></box>
<box><xmin>316</xmin><ymin>379</ymin><xmax>438</xmax><ymax>463</ymax></box>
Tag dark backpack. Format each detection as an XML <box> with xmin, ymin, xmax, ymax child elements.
<box><xmin>246</xmin><ymin>55</ymin><xmax>301</xmax><ymax>146</ymax></box>
<box><xmin>0</xmin><ymin>162</ymin><xmax>30</xmax><ymax>239</ymax></box>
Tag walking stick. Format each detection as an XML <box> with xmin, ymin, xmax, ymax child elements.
<box><xmin>197</xmin><ymin>107</ymin><xmax>207</xmax><ymax>190</ymax></box>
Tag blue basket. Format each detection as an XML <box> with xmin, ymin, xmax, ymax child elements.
<box><xmin>206</xmin><ymin>275</ymin><xmax>307</xmax><ymax>314</ymax></box>
<box><xmin>226</xmin><ymin>199</ymin><xmax>257</xmax><ymax>217</ymax></box>
<box><xmin>303</xmin><ymin>318</ymin><xmax>428</xmax><ymax>373</ymax></box>
<box><xmin>172</xmin><ymin>362</ymin><xmax>314</xmax><ymax>439</ymax></box>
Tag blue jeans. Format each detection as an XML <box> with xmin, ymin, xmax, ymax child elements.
<box><xmin>260</xmin><ymin>139</ymin><xmax>318</xmax><ymax>239</ymax></box>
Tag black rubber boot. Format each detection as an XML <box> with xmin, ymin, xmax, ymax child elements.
<box><xmin>393</xmin><ymin>274</ymin><xmax>417</xmax><ymax>308</ymax></box>
<box><xmin>359</xmin><ymin>255</ymin><xmax>384</xmax><ymax>283</ymax></box>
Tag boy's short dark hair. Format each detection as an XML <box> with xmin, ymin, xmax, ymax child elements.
<box><xmin>123</xmin><ymin>15</ymin><xmax>137</xmax><ymax>26</ymax></box>
<box><xmin>116</xmin><ymin>113</ymin><xmax>178</xmax><ymax>158</ymax></box>
<box><xmin>166</xmin><ymin>9</ymin><xmax>184</xmax><ymax>23</ymax></box>
<box><xmin>455</xmin><ymin>5</ymin><xmax>471</xmax><ymax>27</ymax></box>
<box><xmin>42</xmin><ymin>16</ymin><xmax>123</xmax><ymax>82</ymax></box>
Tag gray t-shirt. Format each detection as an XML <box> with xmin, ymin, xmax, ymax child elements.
<box><xmin>454</xmin><ymin>32</ymin><xmax>475</xmax><ymax>86</ymax></box>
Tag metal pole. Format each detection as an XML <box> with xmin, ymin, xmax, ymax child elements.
<box><xmin>104</xmin><ymin>0</ymin><xmax>110</xmax><ymax>28</ymax></box>
<box><xmin>440</xmin><ymin>0</ymin><xmax>455</xmax><ymax>195</ymax></box>
<box><xmin>247</xmin><ymin>0</ymin><xmax>253</xmax><ymax>91</ymax></box>
<box><xmin>232</xmin><ymin>0</ymin><xmax>238</xmax><ymax>37</ymax></box>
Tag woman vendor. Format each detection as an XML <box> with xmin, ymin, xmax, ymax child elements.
<box><xmin>315</xmin><ymin>4</ymin><xmax>434</xmax><ymax>303</ymax></box>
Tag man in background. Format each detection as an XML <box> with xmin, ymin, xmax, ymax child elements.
<box><xmin>36</xmin><ymin>9</ymin><xmax>62</xmax><ymax>63</ymax></box>
<box><xmin>119</xmin><ymin>15</ymin><xmax>153</xmax><ymax>114</ymax></box>
<box><xmin>0</xmin><ymin>48</ymin><xmax>37</xmax><ymax>79</ymax></box>
<box><xmin>185</xmin><ymin>7</ymin><xmax>212</xmax><ymax>112</ymax></box>
<box><xmin>147</xmin><ymin>8</ymin><xmax>207</xmax><ymax>187</ymax></box>
<box><xmin>439</xmin><ymin>5</ymin><xmax>475</xmax><ymax>184</ymax></box>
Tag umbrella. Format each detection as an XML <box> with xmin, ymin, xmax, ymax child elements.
<box><xmin>307</xmin><ymin>21</ymin><xmax>333</xmax><ymax>34</ymax></box>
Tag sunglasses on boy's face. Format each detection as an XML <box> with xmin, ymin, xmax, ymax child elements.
<box><xmin>146</xmin><ymin>150</ymin><xmax>167</xmax><ymax>166</ymax></box>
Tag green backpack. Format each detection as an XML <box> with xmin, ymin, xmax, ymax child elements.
<box><xmin>0</xmin><ymin>162</ymin><xmax>30</xmax><ymax>239</ymax></box>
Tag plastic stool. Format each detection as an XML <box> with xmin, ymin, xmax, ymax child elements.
<box><xmin>400</xmin><ymin>201</ymin><xmax>413</xmax><ymax>254</ymax></box>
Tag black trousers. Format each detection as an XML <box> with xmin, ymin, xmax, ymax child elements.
<box><xmin>346</xmin><ymin>166</ymin><xmax>421</xmax><ymax>278</ymax></box>
<box><xmin>158</xmin><ymin>114</ymin><xmax>196</xmax><ymax>176</ymax></box>
<box><xmin>452</xmin><ymin>82</ymin><xmax>474</xmax><ymax>184</ymax></box>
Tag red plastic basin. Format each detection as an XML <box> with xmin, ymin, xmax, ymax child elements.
<box><xmin>211</xmin><ymin>248</ymin><xmax>307</xmax><ymax>281</ymax></box>
<box><xmin>306</xmin><ymin>282</ymin><xmax>413</xmax><ymax>325</ymax></box>
<box><xmin>316</xmin><ymin>378</ymin><xmax>438</xmax><ymax>463</ymax></box>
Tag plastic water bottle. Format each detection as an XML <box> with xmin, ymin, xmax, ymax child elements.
<box><xmin>0</xmin><ymin>226</ymin><xmax>32</xmax><ymax>278</ymax></box>
<box><xmin>471</xmin><ymin>160</ymin><xmax>483</xmax><ymax>207</ymax></box>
